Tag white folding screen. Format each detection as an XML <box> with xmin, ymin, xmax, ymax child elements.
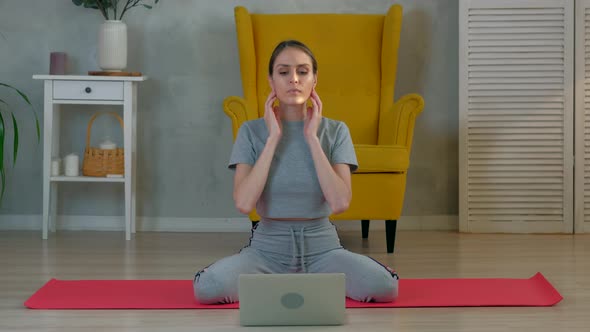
<box><xmin>459</xmin><ymin>0</ymin><xmax>574</xmax><ymax>233</ymax></box>
<box><xmin>575</xmin><ymin>0</ymin><xmax>590</xmax><ymax>233</ymax></box>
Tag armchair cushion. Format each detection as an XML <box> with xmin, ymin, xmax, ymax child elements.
<box><xmin>354</xmin><ymin>144</ymin><xmax>409</xmax><ymax>173</ymax></box>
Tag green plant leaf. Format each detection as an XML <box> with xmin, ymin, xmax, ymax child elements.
<box><xmin>0</xmin><ymin>84</ymin><xmax>40</xmax><ymax>142</ymax></box>
<box><xmin>0</xmin><ymin>164</ymin><xmax>4</xmax><ymax>206</ymax></box>
<box><xmin>11</xmin><ymin>113</ymin><xmax>18</xmax><ymax>166</ymax></box>
<box><xmin>0</xmin><ymin>83</ymin><xmax>32</xmax><ymax>107</ymax></box>
<box><xmin>35</xmin><ymin>112</ymin><xmax>40</xmax><ymax>142</ymax></box>
<box><xmin>143</xmin><ymin>5</ymin><xmax>152</xmax><ymax>9</ymax></box>
<box><xmin>84</xmin><ymin>0</ymin><xmax>99</xmax><ymax>9</ymax></box>
<box><xmin>0</xmin><ymin>83</ymin><xmax>39</xmax><ymax>205</ymax></box>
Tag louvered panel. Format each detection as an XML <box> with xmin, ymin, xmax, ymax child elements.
<box><xmin>470</xmin><ymin>71</ymin><xmax>564</xmax><ymax>77</ymax></box>
<box><xmin>470</xmin><ymin>65</ymin><xmax>564</xmax><ymax>72</ymax></box>
<box><xmin>469</xmin><ymin>115</ymin><xmax>563</xmax><ymax>121</ymax></box>
<box><xmin>468</xmin><ymin>183</ymin><xmax>563</xmax><ymax>190</ymax></box>
<box><xmin>577</xmin><ymin>1</ymin><xmax>590</xmax><ymax>233</ymax></box>
<box><xmin>469</xmin><ymin>8</ymin><xmax>564</xmax><ymax>15</ymax></box>
<box><xmin>468</xmin><ymin>178</ymin><xmax>562</xmax><ymax>183</ymax></box>
<box><xmin>470</xmin><ymin>77</ymin><xmax>564</xmax><ymax>84</ymax></box>
<box><xmin>468</xmin><ymin>165</ymin><xmax>563</xmax><ymax>170</ymax></box>
<box><xmin>470</xmin><ymin>202</ymin><xmax>563</xmax><ymax>209</ymax></box>
<box><xmin>460</xmin><ymin>0</ymin><xmax>573</xmax><ymax>233</ymax></box>
<box><xmin>468</xmin><ymin>215</ymin><xmax>563</xmax><ymax>221</ymax></box>
<box><xmin>469</xmin><ymin>190</ymin><xmax>563</xmax><ymax>196</ymax></box>
<box><xmin>471</xmin><ymin>96</ymin><xmax>564</xmax><ymax>102</ymax></box>
<box><xmin>470</xmin><ymin>107</ymin><xmax>563</xmax><ymax>112</ymax></box>
<box><xmin>469</xmin><ymin>146</ymin><xmax>563</xmax><ymax>153</ymax></box>
<box><xmin>470</xmin><ymin>27</ymin><xmax>564</xmax><ymax>34</ymax></box>
<box><xmin>472</xmin><ymin>14</ymin><xmax>564</xmax><ymax>21</ymax></box>
<box><xmin>469</xmin><ymin>122</ymin><xmax>564</xmax><ymax>128</ymax></box>
<box><xmin>470</xmin><ymin>83</ymin><xmax>563</xmax><ymax>90</ymax></box>
<box><xmin>470</xmin><ymin>21</ymin><xmax>564</xmax><ymax>28</ymax></box>
<box><xmin>469</xmin><ymin>171</ymin><xmax>563</xmax><ymax>178</ymax></box>
<box><xmin>470</xmin><ymin>90</ymin><xmax>563</xmax><ymax>97</ymax></box>
<box><xmin>472</xmin><ymin>46</ymin><xmax>563</xmax><ymax>53</ymax></box>
<box><xmin>469</xmin><ymin>33</ymin><xmax>564</xmax><ymax>40</ymax></box>
<box><xmin>585</xmin><ymin>15</ymin><xmax>590</xmax><ymax>230</ymax></box>
<box><xmin>471</xmin><ymin>59</ymin><xmax>564</xmax><ymax>66</ymax></box>
<box><xmin>469</xmin><ymin>134</ymin><xmax>563</xmax><ymax>140</ymax></box>
<box><xmin>469</xmin><ymin>208</ymin><xmax>563</xmax><ymax>215</ymax></box>
<box><xmin>469</xmin><ymin>141</ymin><xmax>564</xmax><ymax>146</ymax></box>
<box><xmin>471</xmin><ymin>53</ymin><xmax>564</xmax><ymax>59</ymax></box>
<box><xmin>469</xmin><ymin>159</ymin><xmax>562</xmax><ymax>165</ymax></box>
<box><xmin>469</xmin><ymin>152</ymin><xmax>563</xmax><ymax>159</ymax></box>
<box><xmin>470</xmin><ymin>39</ymin><xmax>564</xmax><ymax>46</ymax></box>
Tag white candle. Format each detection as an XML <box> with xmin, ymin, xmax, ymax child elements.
<box><xmin>64</xmin><ymin>153</ymin><xmax>79</xmax><ymax>176</ymax></box>
<box><xmin>50</xmin><ymin>158</ymin><xmax>61</xmax><ymax>176</ymax></box>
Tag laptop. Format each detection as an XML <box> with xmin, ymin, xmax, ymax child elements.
<box><xmin>238</xmin><ymin>273</ymin><xmax>346</xmax><ymax>326</ymax></box>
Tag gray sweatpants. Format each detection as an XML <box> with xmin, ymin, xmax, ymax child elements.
<box><xmin>193</xmin><ymin>217</ymin><xmax>399</xmax><ymax>304</ymax></box>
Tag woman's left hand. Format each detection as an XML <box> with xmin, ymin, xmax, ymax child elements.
<box><xmin>304</xmin><ymin>88</ymin><xmax>323</xmax><ymax>143</ymax></box>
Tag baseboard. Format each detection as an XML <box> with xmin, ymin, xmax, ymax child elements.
<box><xmin>0</xmin><ymin>214</ymin><xmax>458</xmax><ymax>232</ymax></box>
<box><xmin>333</xmin><ymin>215</ymin><xmax>458</xmax><ymax>231</ymax></box>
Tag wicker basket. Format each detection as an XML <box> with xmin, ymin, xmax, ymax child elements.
<box><xmin>82</xmin><ymin>112</ymin><xmax>124</xmax><ymax>177</ymax></box>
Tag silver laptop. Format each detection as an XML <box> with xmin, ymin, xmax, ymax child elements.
<box><xmin>238</xmin><ymin>273</ymin><xmax>346</xmax><ymax>326</ymax></box>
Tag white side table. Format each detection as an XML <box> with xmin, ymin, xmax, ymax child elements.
<box><xmin>33</xmin><ymin>75</ymin><xmax>147</xmax><ymax>240</ymax></box>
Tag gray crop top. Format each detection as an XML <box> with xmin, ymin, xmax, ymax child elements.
<box><xmin>228</xmin><ymin>117</ymin><xmax>358</xmax><ymax>219</ymax></box>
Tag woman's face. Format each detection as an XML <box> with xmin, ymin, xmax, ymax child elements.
<box><xmin>269</xmin><ymin>47</ymin><xmax>316</xmax><ymax>106</ymax></box>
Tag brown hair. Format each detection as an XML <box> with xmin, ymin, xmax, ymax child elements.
<box><xmin>268</xmin><ymin>40</ymin><xmax>318</xmax><ymax>76</ymax></box>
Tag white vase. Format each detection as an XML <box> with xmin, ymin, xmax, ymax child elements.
<box><xmin>98</xmin><ymin>20</ymin><xmax>127</xmax><ymax>72</ymax></box>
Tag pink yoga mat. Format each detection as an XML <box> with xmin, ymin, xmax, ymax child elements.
<box><xmin>24</xmin><ymin>272</ymin><xmax>562</xmax><ymax>309</ymax></box>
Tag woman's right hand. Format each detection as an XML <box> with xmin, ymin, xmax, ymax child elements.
<box><xmin>264</xmin><ymin>89</ymin><xmax>282</xmax><ymax>141</ymax></box>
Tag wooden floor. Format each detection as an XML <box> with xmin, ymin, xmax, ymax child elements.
<box><xmin>0</xmin><ymin>228</ymin><xmax>588</xmax><ymax>331</ymax></box>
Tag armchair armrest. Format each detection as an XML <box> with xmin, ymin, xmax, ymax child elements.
<box><xmin>378</xmin><ymin>93</ymin><xmax>424</xmax><ymax>154</ymax></box>
<box><xmin>223</xmin><ymin>96</ymin><xmax>255</xmax><ymax>139</ymax></box>
<box><xmin>354</xmin><ymin>144</ymin><xmax>409</xmax><ymax>173</ymax></box>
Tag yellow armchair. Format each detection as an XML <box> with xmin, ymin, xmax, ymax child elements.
<box><xmin>224</xmin><ymin>5</ymin><xmax>424</xmax><ymax>253</ymax></box>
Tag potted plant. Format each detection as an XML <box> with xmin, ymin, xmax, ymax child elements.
<box><xmin>0</xmin><ymin>83</ymin><xmax>40</xmax><ymax>205</ymax></box>
<box><xmin>72</xmin><ymin>0</ymin><xmax>160</xmax><ymax>71</ymax></box>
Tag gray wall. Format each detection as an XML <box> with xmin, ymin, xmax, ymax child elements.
<box><xmin>0</xmin><ymin>0</ymin><xmax>458</xmax><ymax>222</ymax></box>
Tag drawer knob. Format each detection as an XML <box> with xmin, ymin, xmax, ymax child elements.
<box><xmin>85</xmin><ymin>87</ymin><xmax>92</xmax><ymax>93</ymax></box>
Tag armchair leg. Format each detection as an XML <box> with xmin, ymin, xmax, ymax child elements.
<box><xmin>251</xmin><ymin>220</ymin><xmax>259</xmax><ymax>229</ymax></box>
<box><xmin>361</xmin><ymin>220</ymin><xmax>370</xmax><ymax>239</ymax></box>
<box><xmin>385</xmin><ymin>220</ymin><xmax>398</xmax><ymax>254</ymax></box>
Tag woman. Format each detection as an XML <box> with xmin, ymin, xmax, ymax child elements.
<box><xmin>194</xmin><ymin>40</ymin><xmax>398</xmax><ymax>304</ymax></box>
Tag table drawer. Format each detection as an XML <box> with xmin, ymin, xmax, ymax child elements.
<box><xmin>53</xmin><ymin>80</ymin><xmax>124</xmax><ymax>100</ymax></box>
